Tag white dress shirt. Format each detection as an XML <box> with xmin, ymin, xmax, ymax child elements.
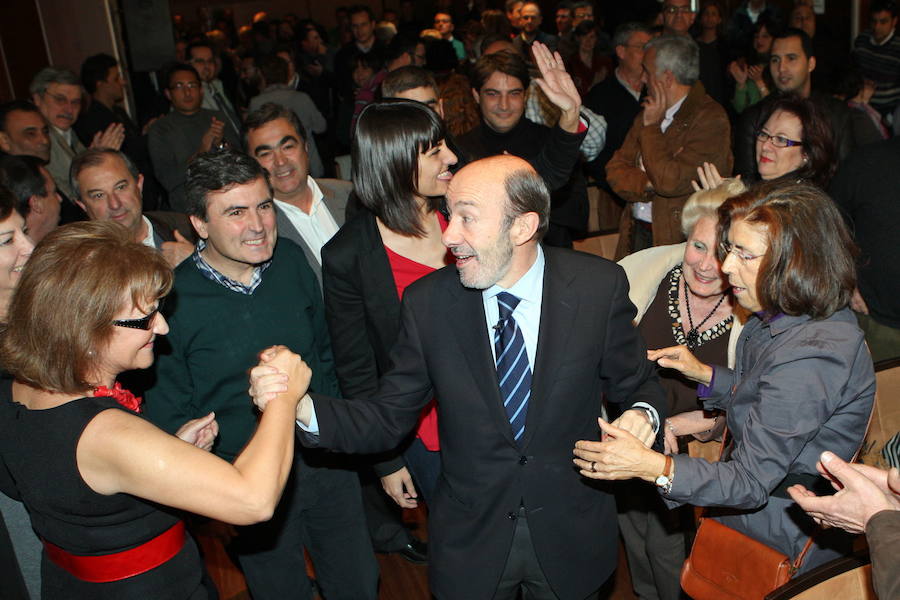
<box><xmin>274</xmin><ymin>177</ymin><xmax>339</xmax><ymax>265</ymax></box>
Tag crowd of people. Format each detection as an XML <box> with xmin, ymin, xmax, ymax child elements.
<box><xmin>0</xmin><ymin>1</ymin><xmax>898</xmax><ymax>599</ymax></box>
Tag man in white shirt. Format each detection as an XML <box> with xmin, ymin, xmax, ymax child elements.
<box><xmin>244</xmin><ymin>102</ymin><xmax>348</xmax><ymax>289</ymax></box>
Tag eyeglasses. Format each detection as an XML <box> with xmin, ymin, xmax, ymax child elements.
<box><xmin>719</xmin><ymin>241</ymin><xmax>764</xmax><ymax>264</ymax></box>
<box><xmin>755</xmin><ymin>130</ymin><xmax>803</xmax><ymax>148</ymax></box>
<box><xmin>113</xmin><ymin>307</ymin><xmax>160</xmax><ymax>330</ymax></box>
<box><xmin>663</xmin><ymin>5</ymin><xmax>695</xmax><ymax>15</ymax></box>
<box><xmin>170</xmin><ymin>81</ymin><xmax>200</xmax><ymax>91</ymax></box>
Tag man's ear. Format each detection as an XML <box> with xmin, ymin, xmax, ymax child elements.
<box><xmin>164</xmin><ymin>88</ymin><xmax>172</xmax><ymax>103</ymax></box>
<box><xmin>0</xmin><ymin>132</ymin><xmax>11</xmax><ymax>153</ymax></box>
<box><xmin>807</xmin><ymin>55</ymin><xmax>816</xmax><ymax>74</ymax></box>
<box><xmin>512</xmin><ymin>211</ymin><xmax>540</xmax><ymax>246</ymax></box>
<box><xmin>74</xmin><ymin>198</ymin><xmax>88</xmax><ymax>215</ymax></box>
<box><xmin>137</xmin><ymin>173</ymin><xmax>145</xmax><ymax>194</ymax></box>
<box><xmin>471</xmin><ymin>88</ymin><xmax>481</xmax><ymax>105</ymax></box>
<box><xmin>189</xmin><ymin>214</ymin><xmax>208</xmax><ymax>240</ymax></box>
<box><xmin>28</xmin><ymin>195</ymin><xmax>44</xmax><ymax>215</ymax></box>
<box><xmin>615</xmin><ymin>45</ymin><xmax>627</xmax><ymax>62</ymax></box>
<box><xmin>437</xmin><ymin>98</ymin><xmax>445</xmax><ymax>119</ymax></box>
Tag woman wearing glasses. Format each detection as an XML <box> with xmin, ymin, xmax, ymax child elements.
<box><xmin>0</xmin><ymin>221</ymin><xmax>310</xmax><ymax>599</ymax></box>
<box><xmin>695</xmin><ymin>95</ymin><xmax>836</xmax><ymax>190</ymax></box>
<box><xmin>575</xmin><ymin>181</ymin><xmax>875</xmax><ymax>573</ymax></box>
<box><xmin>614</xmin><ymin>179</ymin><xmax>747</xmax><ymax>600</ymax></box>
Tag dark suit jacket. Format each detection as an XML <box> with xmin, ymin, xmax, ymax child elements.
<box><xmin>275</xmin><ymin>178</ymin><xmax>351</xmax><ymax>290</ymax></box>
<box><xmin>309</xmin><ymin>246</ymin><xmax>667</xmax><ymax>599</ymax></box>
<box><xmin>321</xmin><ymin>211</ymin><xmax>411</xmax><ymax>476</ymax></box>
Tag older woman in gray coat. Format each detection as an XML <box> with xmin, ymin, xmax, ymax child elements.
<box><xmin>575</xmin><ymin>181</ymin><xmax>875</xmax><ymax>573</ymax></box>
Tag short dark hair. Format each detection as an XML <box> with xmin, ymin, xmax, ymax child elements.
<box><xmin>0</xmin><ymin>220</ymin><xmax>172</xmax><ymax>394</ymax></box>
<box><xmin>773</xmin><ymin>27</ymin><xmax>814</xmax><ymax>59</ymax></box>
<box><xmin>349</xmin><ymin>4</ymin><xmax>375</xmax><ymax>22</ymax></box>
<box><xmin>186</xmin><ymin>41</ymin><xmax>215</xmax><ymax>58</ymax></box>
<box><xmin>244</xmin><ymin>102</ymin><xmax>308</xmax><ymax>148</ymax></box>
<box><xmin>574</xmin><ymin>19</ymin><xmax>596</xmax><ymax>40</ymax></box>
<box><xmin>504</xmin><ymin>169</ymin><xmax>549</xmax><ymax>241</ymax></box>
<box><xmin>0</xmin><ymin>154</ymin><xmax>47</xmax><ymax>216</ymax></box>
<box><xmin>185</xmin><ymin>149</ymin><xmax>273</xmax><ymax>220</ymax></box>
<box><xmin>717</xmin><ymin>181</ymin><xmax>856</xmax><ymax>319</ymax></box>
<box><xmin>0</xmin><ymin>101</ymin><xmax>43</xmax><ymax>134</ymax></box>
<box><xmin>382</xmin><ymin>66</ymin><xmax>438</xmax><ymax>98</ymax></box>
<box><xmin>80</xmin><ymin>53</ymin><xmax>118</xmax><ymax>95</ymax></box>
<box><xmin>479</xmin><ymin>33</ymin><xmax>515</xmax><ymax>55</ymax></box>
<box><xmin>870</xmin><ymin>0</ymin><xmax>898</xmax><ymax>17</ymax></box>
<box><xmin>759</xmin><ymin>95</ymin><xmax>835</xmax><ymax>188</ymax></box>
<box><xmin>384</xmin><ymin>34</ymin><xmax>421</xmax><ymax>65</ymax></box>
<box><xmin>257</xmin><ymin>54</ymin><xmax>289</xmax><ymax>86</ymax></box>
<box><xmin>426</xmin><ymin>39</ymin><xmax>460</xmax><ymax>73</ymax></box>
<box><xmin>162</xmin><ymin>62</ymin><xmax>201</xmax><ymax>89</ymax></box>
<box><xmin>352</xmin><ymin>100</ymin><xmax>445</xmax><ymax>237</ymax></box>
<box><xmin>0</xmin><ymin>184</ymin><xmax>16</xmax><ymax>222</ymax></box>
<box><xmin>471</xmin><ymin>51</ymin><xmax>530</xmax><ymax>92</ymax></box>
<box><xmin>69</xmin><ymin>148</ymin><xmax>140</xmax><ymax>202</ymax></box>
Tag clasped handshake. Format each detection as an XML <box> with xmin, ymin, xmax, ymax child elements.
<box><xmin>248</xmin><ymin>345</ymin><xmax>312</xmax><ymax>417</ymax></box>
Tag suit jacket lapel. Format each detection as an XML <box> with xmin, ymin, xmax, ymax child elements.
<box><xmin>520</xmin><ymin>248</ymin><xmax>578</xmax><ymax>449</ymax></box>
<box><xmin>446</xmin><ymin>280</ymin><xmax>517</xmax><ymax>446</ymax></box>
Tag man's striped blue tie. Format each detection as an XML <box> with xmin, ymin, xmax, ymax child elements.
<box><xmin>494</xmin><ymin>292</ymin><xmax>532</xmax><ymax>442</ymax></box>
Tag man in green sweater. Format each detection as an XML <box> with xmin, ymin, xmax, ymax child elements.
<box><xmin>143</xmin><ymin>149</ymin><xmax>378</xmax><ymax>600</ymax></box>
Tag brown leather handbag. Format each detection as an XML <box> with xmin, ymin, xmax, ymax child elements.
<box><xmin>680</xmin><ymin>517</ymin><xmax>813</xmax><ymax>600</ymax></box>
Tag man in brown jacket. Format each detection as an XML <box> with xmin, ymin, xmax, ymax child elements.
<box><xmin>607</xmin><ymin>34</ymin><xmax>732</xmax><ymax>259</ymax></box>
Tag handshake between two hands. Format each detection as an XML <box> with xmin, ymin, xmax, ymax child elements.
<box><xmin>249</xmin><ymin>345</ymin><xmax>313</xmax><ymax>415</ymax></box>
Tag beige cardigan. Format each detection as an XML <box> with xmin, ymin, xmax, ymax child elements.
<box><xmin>618</xmin><ymin>243</ymin><xmax>746</xmax><ymax>369</ymax></box>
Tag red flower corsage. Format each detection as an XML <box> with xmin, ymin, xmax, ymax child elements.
<box><xmin>93</xmin><ymin>382</ymin><xmax>143</xmax><ymax>413</ymax></box>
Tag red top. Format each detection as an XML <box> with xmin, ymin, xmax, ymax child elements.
<box><xmin>383</xmin><ymin>213</ymin><xmax>451</xmax><ymax>451</ymax></box>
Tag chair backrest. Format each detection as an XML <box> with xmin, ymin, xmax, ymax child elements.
<box><xmin>858</xmin><ymin>360</ymin><xmax>900</xmax><ymax>468</ymax></box>
<box><xmin>765</xmin><ymin>554</ymin><xmax>875</xmax><ymax>600</ymax></box>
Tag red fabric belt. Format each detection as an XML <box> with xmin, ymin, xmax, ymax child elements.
<box><xmin>42</xmin><ymin>520</ymin><xmax>185</xmax><ymax>583</ymax></box>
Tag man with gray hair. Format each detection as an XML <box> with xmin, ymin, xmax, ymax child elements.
<box><xmin>29</xmin><ymin>67</ymin><xmax>124</xmax><ymax>199</ymax></box>
<box><xmin>607</xmin><ymin>34</ymin><xmax>732</xmax><ymax>259</ymax></box>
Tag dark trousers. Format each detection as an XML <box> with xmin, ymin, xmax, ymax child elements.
<box><xmin>492</xmin><ymin>506</ymin><xmax>601</xmax><ymax>600</ymax></box>
<box><xmin>631</xmin><ymin>220</ymin><xmax>654</xmax><ymax>254</ymax></box>
<box><xmin>235</xmin><ymin>456</ymin><xmax>378</xmax><ymax>600</ymax></box>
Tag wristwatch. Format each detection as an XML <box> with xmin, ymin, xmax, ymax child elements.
<box><xmin>655</xmin><ymin>455</ymin><xmax>674</xmax><ymax>494</ymax></box>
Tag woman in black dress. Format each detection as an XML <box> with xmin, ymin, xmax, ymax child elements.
<box><xmin>0</xmin><ymin>221</ymin><xmax>309</xmax><ymax>599</ymax></box>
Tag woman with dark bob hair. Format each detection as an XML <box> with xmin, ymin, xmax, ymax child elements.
<box><xmin>322</xmin><ymin>99</ymin><xmax>456</xmax><ymax>543</ymax></box>
<box><xmin>0</xmin><ymin>221</ymin><xmax>310</xmax><ymax>599</ymax></box>
<box><xmin>695</xmin><ymin>95</ymin><xmax>836</xmax><ymax>191</ymax></box>
<box><xmin>574</xmin><ymin>181</ymin><xmax>875</xmax><ymax>574</ymax></box>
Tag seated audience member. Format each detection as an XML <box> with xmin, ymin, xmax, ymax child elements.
<box><xmin>0</xmin><ymin>185</ymin><xmax>39</xmax><ymax>600</ymax></box>
<box><xmin>577</xmin><ymin>181</ymin><xmax>875</xmax><ymax>576</ymax></box>
<box><xmin>836</xmin><ymin>70</ymin><xmax>891</xmax><ymax>141</ymax></box>
<box><xmin>143</xmin><ymin>149</ymin><xmax>378</xmax><ymax>600</ymax></box>
<box><xmin>514</xmin><ymin>2</ymin><xmax>559</xmax><ymax>57</ymax></box>
<box><xmin>852</xmin><ymin>0</ymin><xmax>900</xmax><ymax>119</ymax></box>
<box><xmin>69</xmin><ymin>148</ymin><xmax>196</xmax><ymax>267</ymax></box>
<box><xmin>322</xmin><ymin>100</ymin><xmax>455</xmax><ymax>564</ymax></box>
<box><xmin>457</xmin><ymin>44</ymin><xmax>588</xmax><ymax>247</ymax></box>
<box><xmin>434</xmin><ymin>12</ymin><xmax>466</xmax><ymax>61</ymax></box>
<box><xmin>734</xmin><ymin>29</ymin><xmax>879</xmax><ymax>181</ymax></box>
<box><xmin>692</xmin><ymin>1</ymin><xmax>729</xmax><ymax>107</ymax></box>
<box><xmin>606</xmin><ymin>34</ymin><xmax>732</xmax><ymax>259</ymax></box>
<box><xmin>188</xmin><ymin>41</ymin><xmax>242</xmax><ymax>136</ymax></box>
<box><xmin>75</xmin><ymin>53</ymin><xmax>165</xmax><ymax>211</ymax></box>
<box><xmin>244</xmin><ymin>103</ymin><xmax>349</xmax><ymax>289</ymax></box>
<box><xmin>0</xmin><ymin>219</ymin><xmax>311</xmax><ymax>599</ymax></box>
<box><xmin>0</xmin><ymin>101</ymin><xmax>50</xmax><ymax>162</ymax></box>
<box><xmin>249</xmin><ymin>55</ymin><xmax>326</xmax><ymax>178</ymax></box>
<box><xmin>0</xmin><ymin>154</ymin><xmax>60</xmax><ymax>243</ymax></box>
<box><xmin>788</xmin><ymin>452</ymin><xmax>900</xmax><ymax>600</ymax></box>
<box><xmin>697</xmin><ymin>94</ymin><xmax>836</xmax><ymax>190</ymax></box>
<box><xmin>29</xmin><ymin>68</ymin><xmax>123</xmax><ymax>200</ymax></box>
<box><xmin>583</xmin><ymin>23</ymin><xmax>651</xmax><ymax>197</ymax></box>
<box><xmin>830</xmin><ymin>136</ymin><xmax>900</xmax><ymax>363</ymax></box>
<box><xmin>147</xmin><ymin>63</ymin><xmax>240</xmax><ymax>212</ymax></box>
<box><xmin>565</xmin><ymin>20</ymin><xmax>612</xmax><ymax>98</ymax></box>
<box><xmin>728</xmin><ymin>17</ymin><xmax>776</xmax><ymax>115</ymax></box>
<box><xmin>616</xmin><ymin>178</ymin><xmax>747</xmax><ymax>600</ymax></box>
<box><xmin>726</xmin><ymin>0</ymin><xmax>783</xmax><ymax>59</ymax></box>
